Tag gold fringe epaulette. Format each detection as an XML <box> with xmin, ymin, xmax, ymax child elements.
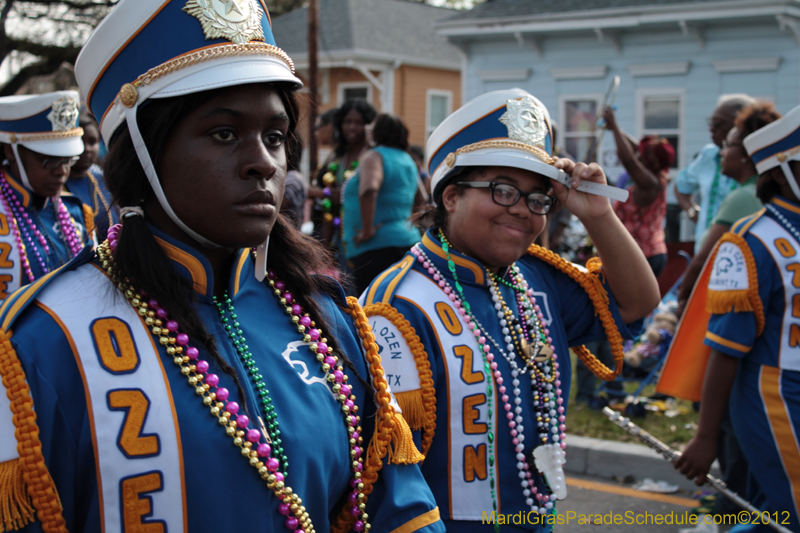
<box><xmin>0</xmin><ymin>458</ymin><xmax>34</xmax><ymax>532</ymax></box>
<box><xmin>0</xmin><ymin>330</ymin><xmax>66</xmax><ymax>532</ymax></box>
<box><xmin>527</xmin><ymin>245</ymin><xmax>624</xmax><ymax>381</ymax></box>
<box><xmin>706</xmin><ymin>233</ymin><xmax>765</xmax><ymax>336</ymax></box>
<box><xmin>362</xmin><ymin>302</ymin><xmax>436</xmax><ymax>456</ymax></box>
<box><xmin>332</xmin><ymin>298</ymin><xmax>426</xmax><ymax>533</ymax></box>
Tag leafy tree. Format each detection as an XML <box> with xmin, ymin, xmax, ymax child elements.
<box><xmin>0</xmin><ymin>0</ymin><xmax>119</xmax><ymax>95</ymax></box>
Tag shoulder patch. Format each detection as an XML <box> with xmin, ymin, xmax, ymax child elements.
<box><xmin>362</xmin><ymin>302</ymin><xmax>436</xmax><ymax>455</ymax></box>
<box><xmin>706</xmin><ymin>233</ymin><xmax>764</xmax><ymax>334</ymax></box>
<box><xmin>709</xmin><ymin>241</ymin><xmax>750</xmax><ymax>292</ymax></box>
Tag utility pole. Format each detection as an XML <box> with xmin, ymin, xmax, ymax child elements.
<box><xmin>308</xmin><ymin>0</ymin><xmax>319</xmax><ymax>173</ymax></box>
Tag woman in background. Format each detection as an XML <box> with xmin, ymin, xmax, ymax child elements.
<box><xmin>343</xmin><ymin>113</ymin><xmax>421</xmax><ymax>294</ymax></box>
<box><xmin>603</xmin><ymin>106</ymin><xmax>674</xmax><ymax>277</ymax></box>
<box><xmin>309</xmin><ymin>101</ymin><xmax>376</xmax><ymax>248</ymax></box>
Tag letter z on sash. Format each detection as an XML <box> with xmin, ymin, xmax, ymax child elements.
<box><xmin>396</xmin><ymin>269</ymin><xmax>498</xmax><ymax>520</ymax></box>
<box><xmin>0</xmin><ymin>211</ymin><xmax>22</xmax><ymax>302</ymax></box>
<box><xmin>38</xmin><ymin>266</ymin><xmax>185</xmax><ymax>531</ymax></box>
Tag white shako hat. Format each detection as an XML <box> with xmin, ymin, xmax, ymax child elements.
<box><xmin>744</xmin><ymin>103</ymin><xmax>800</xmax><ymax>200</ymax></box>
<box><xmin>74</xmin><ymin>0</ymin><xmax>302</xmax><ymax>278</ymax></box>
<box><xmin>427</xmin><ymin>88</ymin><xmax>556</xmax><ymax>204</ymax></box>
<box><xmin>0</xmin><ymin>91</ymin><xmax>84</xmax><ymax>190</ymax></box>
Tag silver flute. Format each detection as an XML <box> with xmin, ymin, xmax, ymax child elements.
<box><xmin>603</xmin><ymin>407</ymin><xmax>793</xmax><ymax>533</ymax></box>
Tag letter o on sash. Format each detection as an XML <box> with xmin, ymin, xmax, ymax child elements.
<box><xmin>776</xmin><ymin>238</ymin><xmax>797</xmax><ymax>258</ymax></box>
<box><xmin>92</xmin><ymin>318</ymin><xmax>140</xmax><ymax>374</ymax></box>
<box><xmin>435</xmin><ymin>302</ymin><xmax>463</xmax><ymax>335</ymax></box>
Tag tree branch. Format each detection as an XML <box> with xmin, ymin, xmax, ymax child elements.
<box><xmin>0</xmin><ymin>56</ymin><xmax>67</xmax><ymax>95</ymax></box>
<box><xmin>10</xmin><ymin>38</ymin><xmax>80</xmax><ymax>60</ymax></box>
<box><xmin>18</xmin><ymin>0</ymin><xmax>117</xmax><ymax>9</ymax></box>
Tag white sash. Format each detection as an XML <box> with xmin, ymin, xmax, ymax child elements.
<box><xmin>0</xmin><ymin>205</ymin><xmax>23</xmax><ymax>302</ymax></box>
<box><xmin>0</xmin><ymin>379</ymin><xmax>17</xmax><ymax>464</ymax></box>
<box><xmin>38</xmin><ymin>266</ymin><xmax>186</xmax><ymax>531</ymax></box>
<box><xmin>394</xmin><ymin>270</ymin><xmax>498</xmax><ymax>520</ymax></box>
<box><xmin>748</xmin><ymin>217</ymin><xmax>800</xmax><ymax>371</ymax></box>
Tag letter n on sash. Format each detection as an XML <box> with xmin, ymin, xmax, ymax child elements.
<box><xmin>464</xmin><ymin>444</ymin><xmax>487</xmax><ymax>482</ymax></box>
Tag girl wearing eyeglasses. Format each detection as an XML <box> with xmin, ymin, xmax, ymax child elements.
<box><xmin>0</xmin><ymin>91</ymin><xmax>93</xmax><ymax>300</ymax></box>
<box><xmin>360</xmin><ymin>89</ymin><xmax>658</xmax><ymax>532</ymax></box>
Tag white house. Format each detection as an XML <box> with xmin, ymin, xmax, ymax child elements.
<box><xmin>435</xmin><ymin>0</ymin><xmax>799</xmax><ymax>180</ymax></box>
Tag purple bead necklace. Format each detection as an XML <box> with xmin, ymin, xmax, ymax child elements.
<box><xmin>0</xmin><ymin>168</ymin><xmax>83</xmax><ymax>281</ymax></box>
<box><xmin>0</xmin><ymin>168</ymin><xmax>50</xmax><ymax>281</ymax></box>
<box><xmin>56</xmin><ymin>198</ymin><xmax>83</xmax><ymax>257</ymax></box>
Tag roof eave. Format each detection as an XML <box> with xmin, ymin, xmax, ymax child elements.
<box><xmin>436</xmin><ymin>0</ymin><xmax>800</xmax><ymax>37</ymax></box>
<box><xmin>289</xmin><ymin>49</ymin><xmax>461</xmax><ymax>72</ymax></box>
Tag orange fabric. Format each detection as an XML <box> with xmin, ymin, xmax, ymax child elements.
<box><xmin>656</xmin><ymin>256</ymin><xmax>713</xmax><ymax>402</ymax></box>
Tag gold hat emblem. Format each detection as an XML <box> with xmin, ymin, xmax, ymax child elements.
<box><xmin>499</xmin><ymin>96</ymin><xmax>548</xmax><ymax>149</ymax></box>
<box><xmin>47</xmin><ymin>97</ymin><xmax>80</xmax><ymax>132</ymax></box>
<box><xmin>183</xmin><ymin>0</ymin><xmax>265</xmax><ymax>44</ymax></box>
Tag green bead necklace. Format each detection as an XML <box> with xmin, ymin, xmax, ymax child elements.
<box><xmin>214</xmin><ymin>292</ymin><xmax>288</xmax><ymax>475</ymax></box>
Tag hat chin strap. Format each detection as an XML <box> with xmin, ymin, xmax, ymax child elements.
<box><xmin>124</xmin><ymin>105</ymin><xmax>223</xmax><ymax>249</ymax></box>
<box><xmin>780</xmin><ymin>160</ymin><xmax>800</xmax><ymax>201</ymax></box>
<box><xmin>123</xmin><ymin>105</ymin><xmax>269</xmax><ymax>281</ymax></box>
<box><xmin>10</xmin><ymin>143</ymin><xmax>33</xmax><ymax>191</ymax></box>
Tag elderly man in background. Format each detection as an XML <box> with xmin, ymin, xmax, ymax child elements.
<box><xmin>675</xmin><ymin>94</ymin><xmax>755</xmax><ymax>253</ymax></box>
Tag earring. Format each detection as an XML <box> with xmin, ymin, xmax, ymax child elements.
<box><xmin>741</xmin><ymin>158</ymin><xmax>749</xmax><ymax>164</ymax></box>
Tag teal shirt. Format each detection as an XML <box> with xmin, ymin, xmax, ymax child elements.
<box><xmin>342</xmin><ymin>146</ymin><xmax>421</xmax><ymax>259</ymax></box>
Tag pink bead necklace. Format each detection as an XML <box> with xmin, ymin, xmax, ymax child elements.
<box><xmin>101</xmin><ymin>224</ymin><xmax>369</xmax><ymax>533</ymax></box>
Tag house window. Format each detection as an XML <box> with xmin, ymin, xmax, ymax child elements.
<box><xmin>637</xmin><ymin>90</ymin><xmax>684</xmax><ymax>169</ymax></box>
<box><xmin>559</xmin><ymin>96</ymin><xmax>601</xmax><ymax>163</ymax></box>
<box><xmin>427</xmin><ymin>90</ymin><xmax>452</xmax><ymax>138</ymax></box>
<box><xmin>337</xmin><ymin>82</ymin><xmax>372</xmax><ymax>106</ymax></box>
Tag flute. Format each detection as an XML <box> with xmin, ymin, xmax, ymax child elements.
<box><xmin>603</xmin><ymin>407</ymin><xmax>793</xmax><ymax>533</ymax></box>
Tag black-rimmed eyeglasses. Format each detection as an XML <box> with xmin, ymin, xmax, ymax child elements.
<box><xmin>456</xmin><ymin>181</ymin><xmax>555</xmax><ymax>215</ymax></box>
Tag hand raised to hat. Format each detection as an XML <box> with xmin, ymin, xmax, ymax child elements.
<box><xmin>551</xmin><ymin>158</ymin><xmax>613</xmax><ymax>222</ymax></box>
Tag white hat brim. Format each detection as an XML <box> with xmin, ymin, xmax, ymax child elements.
<box><xmin>19</xmin><ymin>136</ymin><xmax>84</xmax><ymax>158</ymax></box>
<box><xmin>151</xmin><ymin>57</ymin><xmax>302</xmax><ymax>99</ymax></box>
<box><xmin>432</xmin><ymin>149</ymin><xmax>559</xmax><ymax>203</ymax></box>
<box><xmin>100</xmin><ymin>55</ymin><xmax>302</xmax><ymax>144</ymax></box>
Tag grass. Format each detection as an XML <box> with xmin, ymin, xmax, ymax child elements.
<box><xmin>566</xmin><ymin>351</ymin><xmax>699</xmax><ymax>450</ymax></box>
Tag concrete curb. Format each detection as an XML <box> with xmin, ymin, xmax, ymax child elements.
<box><xmin>564</xmin><ymin>434</ymin><xmax>721</xmax><ymax>492</ymax></box>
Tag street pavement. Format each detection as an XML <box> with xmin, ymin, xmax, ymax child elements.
<box><xmin>554</xmin><ymin>435</ymin><xmax>735</xmax><ymax>533</ymax></box>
